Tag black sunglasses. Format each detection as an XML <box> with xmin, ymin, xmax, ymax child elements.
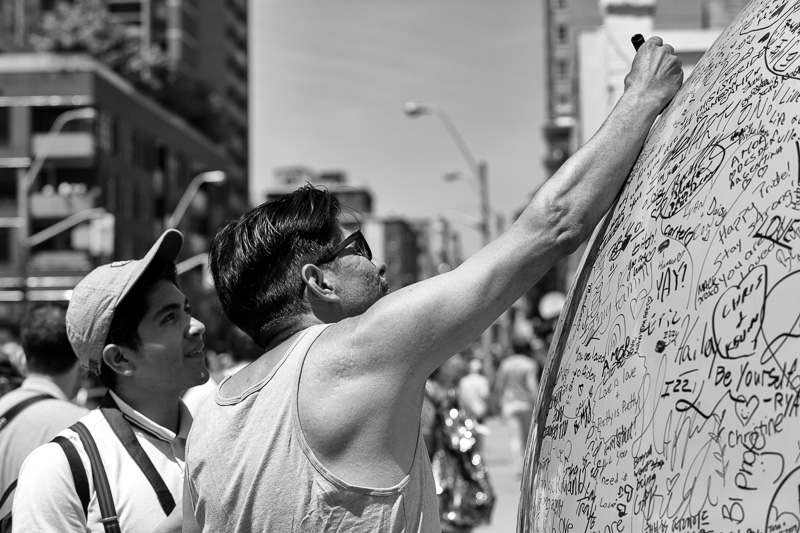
<box><xmin>317</xmin><ymin>230</ymin><xmax>372</xmax><ymax>264</ymax></box>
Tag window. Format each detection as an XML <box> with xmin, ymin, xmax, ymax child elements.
<box><xmin>131</xmin><ymin>178</ymin><xmax>140</xmax><ymax>222</ymax></box>
<box><xmin>119</xmin><ymin>177</ymin><xmax>133</xmax><ymax>219</ymax></box>
<box><xmin>138</xmin><ymin>181</ymin><xmax>150</xmax><ymax>222</ymax></box>
<box><xmin>557</xmin><ymin>25</ymin><xmax>568</xmax><ymax>44</ymax></box>
<box><xmin>106</xmin><ymin>174</ymin><xmax>117</xmax><ymax>213</ymax></box>
<box><xmin>0</xmin><ymin>108</ymin><xmax>10</xmax><ymax>146</ymax></box>
<box><xmin>98</xmin><ymin>113</ymin><xmax>117</xmax><ymax>154</ymax></box>
<box><xmin>558</xmin><ymin>59</ymin><xmax>569</xmax><ymax>78</ymax></box>
<box><xmin>0</xmin><ymin>169</ymin><xmax>16</xmax><ymax>207</ymax></box>
<box><xmin>0</xmin><ymin>228</ymin><xmax>10</xmax><ymax>263</ymax></box>
<box><xmin>31</xmin><ymin>107</ymin><xmax>93</xmax><ymax>134</ymax></box>
<box><xmin>120</xmin><ymin>125</ymin><xmax>134</xmax><ymax>165</ymax></box>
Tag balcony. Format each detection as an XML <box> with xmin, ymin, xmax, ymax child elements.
<box><xmin>30</xmin><ymin>192</ymin><xmax>95</xmax><ymax>219</ymax></box>
<box><xmin>31</xmin><ymin>132</ymin><xmax>95</xmax><ymax>160</ymax></box>
<box><xmin>28</xmin><ymin>250</ymin><xmax>93</xmax><ymax>273</ymax></box>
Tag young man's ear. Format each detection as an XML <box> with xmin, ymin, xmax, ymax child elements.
<box><xmin>301</xmin><ymin>264</ymin><xmax>338</xmax><ymax>302</ymax></box>
<box><xmin>102</xmin><ymin>344</ymin><xmax>136</xmax><ymax>377</ymax></box>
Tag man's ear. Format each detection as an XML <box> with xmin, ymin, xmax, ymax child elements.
<box><xmin>102</xmin><ymin>344</ymin><xmax>136</xmax><ymax>377</ymax></box>
<box><xmin>301</xmin><ymin>264</ymin><xmax>338</xmax><ymax>302</ymax></box>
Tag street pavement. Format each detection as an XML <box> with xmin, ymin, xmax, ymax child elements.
<box><xmin>474</xmin><ymin>416</ymin><xmax>523</xmax><ymax>533</ymax></box>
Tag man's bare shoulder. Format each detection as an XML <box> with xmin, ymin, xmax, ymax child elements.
<box><xmin>218</xmin><ymin>322</ymin><xmax>364</xmax><ymax>396</ymax></box>
<box><xmin>302</xmin><ymin>318</ymin><xmax>393</xmax><ymax>381</ymax></box>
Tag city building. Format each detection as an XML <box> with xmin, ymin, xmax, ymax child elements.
<box><xmin>0</xmin><ymin>53</ymin><xmax>243</xmax><ymax>318</ymax></box>
<box><xmin>103</xmin><ymin>0</ymin><xmax>249</xmax><ymax>198</ymax></box>
<box><xmin>0</xmin><ymin>0</ymin><xmax>249</xmax><ymax>210</ymax></box>
<box><xmin>530</xmin><ymin>0</ymin><xmax>751</xmax><ymax>322</ymax></box>
<box><xmin>543</xmin><ymin>0</ymin><xmax>749</xmax><ymax>176</ymax></box>
<box><xmin>0</xmin><ymin>0</ymin><xmax>37</xmax><ymax>53</ymax></box>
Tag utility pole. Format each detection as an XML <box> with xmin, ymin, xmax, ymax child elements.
<box><xmin>478</xmin><ymin>161</ymin><xmax>490</xmax><ymax>247</ymax></box>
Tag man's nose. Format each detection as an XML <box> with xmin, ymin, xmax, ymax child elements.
<box><xmin>373</xmin><ymin>259</ymin><xmax>387</xmax><ymax>277</ymax></box>
<box><xmin>188</xmin><ymin>317</ymin><xmax>206</xmax><ymax>337</ymax></box>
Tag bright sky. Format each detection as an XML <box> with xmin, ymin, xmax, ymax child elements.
<box><xmin>250</xmin><ymin>0</ymin><xmax>547</xmax><ymax>255</ymax></box>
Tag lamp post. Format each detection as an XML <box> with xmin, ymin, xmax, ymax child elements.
<box><xmin>405</xmin><ymin>102</ymin><xmax>496</xmax><ymax>351</ymax></box>
<box><xmin>165</xmin><ymin>171</ymin><xmax>226</xmax><ymax>229</ymax></box>
<box><xmin>17</xmin><ymin>107</ymin><xmax>97</xmax><ymax>302</ymax></box>
<box><xmin>27</xmin><ymin>208</ymin><xmax>108</xmax><ymax>248</ymax></box>
<box><xmin>176</xmin><ymin>253</ymin><xmax>209</xmax><ymax>275</ymax></box>
<box><xmin>404</xmin><ymin>102</ymin><xmax>491</xmax><ymax>247</ymax></box>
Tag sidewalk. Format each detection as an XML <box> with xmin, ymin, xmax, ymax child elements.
<box><xmin>474</xmin><ymin>416</ymin><xmax>521</xmax><ymax>532</ymax></box>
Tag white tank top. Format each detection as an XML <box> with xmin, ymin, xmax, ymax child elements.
<box><xmin>185</xmin><ymin>324</ymin><xmax>441</xmax><ymax>532</ymax></box>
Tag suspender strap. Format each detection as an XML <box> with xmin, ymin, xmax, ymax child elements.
<box><xmin>52</xmin><ymin>436</ymin><xmax>90</xmax><ymax>516</ymax></box>
<box><xmin>71</xmin><ymin>421</ymin><xmax>121</xmax><ymax>533</ymax></box>
<box><xmin>0</xmin><ymin>481</ymin><xmax>15</xmax><ymax>510</ymax></box>
<box><xmin>99</xmin><ymin>394</ymin><xmax>176</xmax><ymax>516</ymax></box>
<box><xmin>0</xmin><ymin>394</ymin><xmax>53</xmax><ymax>432</ymax></box>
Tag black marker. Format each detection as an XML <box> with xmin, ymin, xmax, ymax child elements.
<box><xmin>631</xmin><ymin>34</ymin><xmax>645</xmax><ymax>51</ymax></box>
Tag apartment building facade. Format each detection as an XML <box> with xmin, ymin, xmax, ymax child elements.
<box><xmin>0</xmin><ymin>53</ymin><xmax>241</xmax><ymax>314</ymax></box>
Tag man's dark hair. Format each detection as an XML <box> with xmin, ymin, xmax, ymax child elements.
<box><xmin>101</xmin><ymin>258</ymin><xmax>179</xmax><ymax>389</ymax></box>
<box><xmin>21</xmin><ymin>303</ymin><xmax>78</xmax><ymax>376</ymax></box>
<box><xmin>210</xmin><ymin>185</ymin><xmax>341</xmax><ymax>346</ymax></box>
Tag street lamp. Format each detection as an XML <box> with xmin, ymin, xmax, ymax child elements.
<box><xmin>27</xmin><ymin>208</ymin><xmax>108</xmax><ymax>248</ymax></box>
<box><xmin>17</xmin><ymin>107</ymin><xmax>97</xmax><ymax>301</ymax></box>
<box><xmin>165</xmin><ymin>171</ymin><xmax>226</xmax><ymax>229</ymax></box>
<box><xmin>176</xmin><ymin>253</ymin><xmax>209</xmax><ymax>275</ymax></box>
<box><xmin>404</xmin><ymin>102</ymin><xmax>491</xmax><ymax>247</ymax></box>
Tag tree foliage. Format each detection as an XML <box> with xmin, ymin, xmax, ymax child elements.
<box><xmin>30</xmin><ymin>0</ymin><xmax>223</xmax><ymax>141</ymax></box>
<box><xmin>30</xmin><ymin>0</ymin><xmax>168</xmax><ymax>92</ymax></box>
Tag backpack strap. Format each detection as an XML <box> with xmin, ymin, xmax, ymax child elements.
<box><xmin>0</xmin><ymin>394</ymin><xmax>56</xmax><ymax>509</ymax></box>
<box><xmin>0</xmin><ymin>481</ymin><xmax>15</xmax><ymax>511</ymax></box>
<box><xmin>99</xmin><ymin>394</ymin><xmax>176</xmax><ymax>516</ymax></box>
<box><xmin>0</xmin><ymin>394</ymin><xmax>53</xmax><ymax>432</ymax></box>
<box><xmin>52</xmin><ymin>436</ymin><xmax>90</xmax><ymax>516</ymax></box>
<box><xmin>71</xmin><ymin>421</ymin><xmax>121</xmax><ymax>533</ymax></box>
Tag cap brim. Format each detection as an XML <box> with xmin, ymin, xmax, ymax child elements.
<box><xmin>117</xmin><ymin>229</ymin><xmax>183</xmax><ymax>307</ymax></box>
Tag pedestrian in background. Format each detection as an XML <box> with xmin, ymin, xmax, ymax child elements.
<box><xmin>424</xmin><ymin>357</ymin><xmax>495</xmax><ymax>532</ymax></box>
<box><xmin>0</xmin><ymin>303</ymin><xmax>88</xmax><ymax>516</ymax></box>
<box><xmin>494</xmin><ymin>337</ymin><xmax>540</xmax><ymax>478</ymax></box>
<box><xmin>457</xmin><ymin>357</ymin><xmax>490</xmax><ymax>425</ymax></box>
<box><xmin>0</xmin><ymin>320</ymin><xmax>24</xmax><ymax>397</ymax></box>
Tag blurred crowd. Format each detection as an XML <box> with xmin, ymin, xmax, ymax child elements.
<box><xmin>420</xmin><ymin>327</ymin><xmax>549</xmax><ymax>532</ymax></box>
<box><xmin>0</xmin><ymin>301</ymin><xmax>262</xmax><ymax>523</ymax></box>
<box><xmin>0</xmin><ymin>299</ymin><xmax>552</xmax><ymax>532</ymax></box>
<box><xmin>0</xmin><ymin>312</ymin><xmax>261</xmax><ymax>414</ymax></box>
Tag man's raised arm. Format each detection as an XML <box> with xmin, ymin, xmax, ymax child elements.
<box><xmin>349</xmin><ymin>37</ymin><xmax>684</xmax><ymax>379</ymax></box>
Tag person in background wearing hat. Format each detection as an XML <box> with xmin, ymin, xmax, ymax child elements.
<box><xmin>0</xmin><ymin>303</ymin><xmax>88</xmax><ymax>516</ymax></box>
<box><xmin>12</xmin><ymin>230</ymin><xmax>207</xmax><ymax>533</ymax></box>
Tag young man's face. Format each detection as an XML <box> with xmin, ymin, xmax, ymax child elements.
<box><xmin>130</xmin><ymin>279</ymin><xmax>207</xmax><ymax>395</ymax></box>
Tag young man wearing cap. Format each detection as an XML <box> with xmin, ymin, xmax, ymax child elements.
<box><xmin>12</xmin><ymin>230</ymin><xmax>207</xmax><ymax>533</ymax></box>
